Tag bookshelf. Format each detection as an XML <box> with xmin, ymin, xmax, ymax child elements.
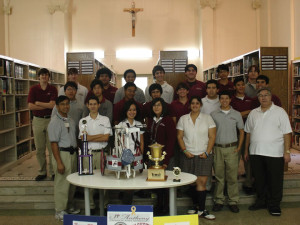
<box><xmin>0</xmin><ymin>55</ymin><xmax>65</xmax><ymax>172</ymax></box>
<box><xmin>203</xmin><ymin>47</ymin><xmax>289</xmax><ymax>112</ymax></box>
<box><xmin>292</xmin><ymin>59</ymin><xmax>300</xmax><ymax>150</ymax></box>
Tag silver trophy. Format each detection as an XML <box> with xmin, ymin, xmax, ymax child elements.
<box><xmin>78</xmin><ymin>120</ymin><xmax>93</xmax><ymax>175</ymax></box>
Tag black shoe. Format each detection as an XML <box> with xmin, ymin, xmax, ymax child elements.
<box><xmin>51</xmin><ymin>175</ymin><xmax>55</xmax><ymax>181</ymax></box>
<box><xmin>212</xmin><ymin>203</ymin><xmax>223</xmax><ymax>212</ymax></box>
<box><xmin>268</xmin><ymin>206</ymin><xmax>281</xmax><ymax>216</ymax></box>
<box><xmin>198</xmin><ymin>210</ymin><xmax>215</xmax><ymax>220</ymax></box>
<box><xmin>248</xmin><ymin>203</ymin><xmax>267</xmax><ymax>211</ymax></box>
<box><xmin>228</xmin><ymin>204</ymin><xmax>239</xmax><ymax>213</ymax></box>
<box><xmin>35</xmin><ymin>175</ymin><xmax>47</xmax><ymax>181</ymax></box>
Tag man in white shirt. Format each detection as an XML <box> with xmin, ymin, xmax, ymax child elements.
<box><xmin>201</xmin><ymin>79</ymin><xmax>220</xmax><ymax>115</ymax></box>
<box><xmin>58</xmin><ymin>68</ymin><xmax>88</xmax><ymax>105</ymax></box>
<box><xmin>79</xmin><ymin>96</ymin><xmax>112</xmax><ymax>209</ymax></box>
<box><xmin>145</xmin><ymin>65</ymin><xmax>174</xmax><ymax>104</ymax></box>
<box><xmin>244</xmin><ymin>87</ymin><xmax>292</xmax><ymax>216</ymax></box>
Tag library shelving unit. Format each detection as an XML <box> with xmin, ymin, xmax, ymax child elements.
<box><xmin>291</xmin><ymin>59</ymin><xmax>300</xmax><ymax>150</ymax></box>
<box><xmin>66</xmin><ymin>52</ymin><xmax>116</xmax><ymax>90</ymax></box>
<box><xmin>0</xmin><ymin>55</ymin><xmax>65</xmax><ymax>173</ymax></box>
<box><xmin>203</xmin><ymin>47</ymin><xmax>289</xmax><ymax>112</ymax></box>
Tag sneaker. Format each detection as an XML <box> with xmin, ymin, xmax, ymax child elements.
<box><xmin>35</xmin><ymin>175</ymin><xmax>47</xmax><ymax>181</ymax></box>
<box><xmin>212</xmin><ymin>203</ymin><xmax>223</xmax><ymax>212</ymax></box>
<box><xmin>198</xmin><ymin>210</ymin><xmax>216</xmax><ymax>220</ymax></box>
<box><xmin>187</xmin><ymin>206</ymin><xmax>198</xmax><ymax>214</ymax></box>
<box><xmin>268</xmin><ymin>206</ymin><xmax>281</xmax><ymax>216</ymax></box>
<box><xmin>68</xmin><ymin>207</ymin><xmax>80</xmax><ymax>214</ymax></box>
<box><xmin>55</xmin><ymin>210</ymin><xmax>67</xmax><ymax>221</ymax></box>
<box><xmin>248</xmin><ymin>203</ymin><xmax>267</xmax><ymax>211</ymax></box>
<box><xmin>228</xmin><ymin>204</ymin><xmax>239</xmax><ymax>213</ymax></box>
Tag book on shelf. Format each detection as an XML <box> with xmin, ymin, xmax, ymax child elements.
<box><xmin>17</xmin><ymin>142</ymin><xmax>30</xmax><ymax>159</ymax></box>
<box><xmin>294</xmin><ymin>122</ymin><xmax>300</xmax><ymax>132</ymax></box>
<box><xmin>14</xmin><ymin>65</ymin><xmax>24</xmax><ymax>79</ymax></box>
<box><xmin>29</xmin><ymin>68</ymin><xmax>37</xmax><ymax>80</ymax></box>
<box><xmin>0</xmin><ymin>78</ymin><xmax>12</xmax><ymax>95</ymax></box>
<box><xmin>293</xmin><ymin>134</ymin><xmax>300</xmax><ymax>147</ymax></box>
<box><xmin>293</xmin><ymin>95</ymin><xmax>300</xmax><ymax>105</ymax></box>
<box><xmin>0</xmin><ymin>59</ymin><xmax>4</xmax><ymax>76</ymax></box>
<box><xmin>4</xmin><ymin>60</ymin><xmax>12</xmax><ymax>77</ymax></box>
<box><xmin>16</xmin><ymin>112</ymin><xmax>21</xmax><ymax>127</ymax></box>
<box><xmin>293</xmin><ymin>108</ymin><xmax>300</xmax><ymax>117</ymax></box>
<box><xmin>294</xmin><ymin>65</ymin><xmax>300</xmax><ymax>76</ymax></box>
<box><xmin>1</xmin><ymin>96</ymin><xmax>6</xmax><ymax>114</ymax></box>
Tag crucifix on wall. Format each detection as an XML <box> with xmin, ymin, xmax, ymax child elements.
<box><xmin>123</xmin><ymin>1</ymin><xmax>143</xmax><ymax>37</ymax></box>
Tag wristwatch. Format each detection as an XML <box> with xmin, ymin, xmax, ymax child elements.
<box><xmin>285</xmin><ymin>150</ymin><xmax>291</xmax><ymax>154</ymax></box>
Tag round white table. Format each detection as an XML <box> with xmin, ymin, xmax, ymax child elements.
<box><xmin>67</xmin><ymin>170</ymin><xmax>197</xmax><ymax>216</ymax></box>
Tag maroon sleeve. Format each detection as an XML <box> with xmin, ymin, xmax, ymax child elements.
<box><xmin>113</xmin><ymin>102</ymin><xmax>120</xmax><ymax>124</ymax></box>
<box><xmin>273</xmin><ymin>95</ymin><xmax>282</xmax><ymax>107</ymax></box>
<box><xmin>162</xmin><ymin>117</ymin><xmax>176</xmax><ymax>165</ymax></box>
<box><xmin>27</xmin><ymin>86</ymin><xmax>36</xmax><ymax>103</ymax></box>
<box><xmin>251</xmin><ymin>97</ymin><xmax>260</xmax><ymax>109</ymax></box>
<box><xmin>169</xmin><ymin>102</ymin><xmax>176</xmax><ymax>117</ymax></box>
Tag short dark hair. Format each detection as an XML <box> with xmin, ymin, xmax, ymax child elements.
<box><xmin>151</xmin><ymin>98</ymin><xmax>168</xmax><ymax>117</ymax></box>
<box><xmin>185</xmin><ymin>64</ymin><xmax>197</xmax><ymax>73</ymax></box>
<box><xmin>149</xmin><ymin>83</ymin><xmax>163</xmax><ymax>95</ymax></box>
<box><xmin>56</xmin><ymin>95</ymin><xmax>69</xmax><ymax>105</ymax></box>
<box><xmin>96</xmin><ymin>68</ymin><xmax>112</xmax><ymax>79</ymax></box>
<box><xmin>217</xmin><ymin>64</ymin><xmax>229</xmax><ymax>73</ymax></box>
<box><xmin>124</xmin><ymin>82</ymin><xmax>137</xmax><ymax>90</ymax></box>
<box><xmin>233</xmin><ymin>77</ymin><xmax>245</xmax><ymax>86</ymax></box>
<box><xmin>257</xmin><ymin>87</ymin><xmax>272</xmax><ymax>96</ymax></box>
<box><xmin>189</xmin><ymin>96</ymin><xmax>202</xmax><ymax>105</ymax></box>
<box><xmin>38</xmin><ymin>68</ymin><xmax>50</xmax><ymax>77</ymax></box>
<box><xmin>124</xmin><ymin>69</ymin><xmax>136</xmax><ymax>79</ymax></box>
<box><xmin>248</xmin><ymin>65</ymin><xmax>260</xmax><ymax>74</ymax></box>
<box><xmin>206</xmin><ymin>79</ymin><xmax>219</xmax><ymax>89</ymax></box>
<box><xmin>120</xmin><ymin>100</ymin><xmax>141</xmax><ymax>122</ymax></box>
<box><xmin>175</xmin><ymin>82</ymin><xmax>189</xmax><ymax>92</ymax></box>
<box><xmin>90</xmin><ymin>79</ymin><xmax>104</xmax><ymax>90</ymax></box>
<box><xmin>64</xmin><ymin>81</ymin><xmax>78</xmax><ymax>91</ymax></box>
<box><xmin>87</xmin><ymin>95</ymin><xmax>100</xmax><ymax>104</ymax></box>
<box><xmin>152</xmin><ymin>65</ymin><xmax>165</xmax><ymax>77</ymax></box>
<box><xmin>67</xmin><ymin>68</ymin><xmax>78</xmax><ymax>75</ymax></box>
<box><xmin>219</xmin><ymin>90</ymin><xmax>232</xmax><ymax>98</ymax></box>
<box><xmin>256</xmin><ymin>75</ymin><xmax>269</xmax><ymax>84</ymax></box>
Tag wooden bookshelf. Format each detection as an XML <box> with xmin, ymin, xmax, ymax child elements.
<box><xmin>203</xmin><ymin>47</ymin><xmax>289</xmax><ymax>112</ymax></box>
<box><xmin>0</xmin><ymin>55</ymin><xmax>65</xmax><ymax>171</ymax></box>
<box><xmin>292</xmin><ymin>59</ymin><xmax>300</xmax><ymax>150</ymax></box>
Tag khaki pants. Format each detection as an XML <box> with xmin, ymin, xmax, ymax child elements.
<box><xmin>214</xmin><ymin>146</ymin><xmax>239</xmax><ymax>205</ymax></box>
<box><xmin>52</xmin><ymin>151</ymin><xmax>77</xmax><ymax>211</ymax></box>
<box><xmin>33</xmin><ymin>117</ymin><xmax>53</xmax><ymax>175</ymax></box>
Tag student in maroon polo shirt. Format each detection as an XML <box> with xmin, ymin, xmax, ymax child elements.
<box><xmin>217</xmin><ymin>64</ymin><xmax>235</xmax><ymax>95</ymax></box>
<box><xmin>28</xmin><ymin>68</ymin><xmax>58</xmax><ymax>181</ymax></box>
<box><xmin>113</xmin><ymin>82</ymin><xmax>143</xmax><ymax>125</ymax></box>
<box><xmin>231</xmin><ymin>77</ymin><xmax>255</xmax><ymax>195</ymax></box>
<box><xmin>143</xmin><ymin>83</ymin><xmax>172</xmax><ymax>120</ymax></box>
<box><xmin>145</xmin><ymin>97</ymin><xmax>176</xmax><ymax>215</ymax></box>
<box><xmin>170</xmin><ymin>82</ymin><xmax>190</xmax><ymax>124</ymax></box>
<box><xmin>251</xmin><ymin>75</ymin><xmax>282</xmax><ymax>108</ymax></box>
<box><xmin>174</xmin><ymin>64</ymin><xmax>206</xmax><ymax>100</ymax></box>
<box><xmin>85</xmin><ymin>68</ymin><xmax>117</xmax><ymax>103</ymax></box>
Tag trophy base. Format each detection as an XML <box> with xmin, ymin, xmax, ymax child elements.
<box><xmin>147</xmin><ymin>168</ymin><xmax>167</xmax><ymax>181</ymax></box>
<box><xmin>173</xmin><ymin>178</ymin><xmax>181</xmax><ymax>182</ymax></box>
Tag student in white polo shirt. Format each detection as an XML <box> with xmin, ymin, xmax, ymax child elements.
<box><xmin>79</xmin><ymin>95</ymin><xmax>112</xmax><ymax>210</ymax></box>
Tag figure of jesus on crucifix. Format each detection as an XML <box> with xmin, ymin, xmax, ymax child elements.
<box><xmin>123</xmin><ymin>1</ymin><xmax>143</xmax><ymax>37</ymax></box>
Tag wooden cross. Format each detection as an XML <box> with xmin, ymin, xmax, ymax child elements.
<box><xmin>123</xmin><ymin>1</ymin><xmax>143</xmax><ymax>37</ymax></box>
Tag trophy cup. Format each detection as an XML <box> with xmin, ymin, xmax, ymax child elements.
<box><xmin>78</xmin><ymin>120</ymin><xmax>93</xmax><ymax>175</ymax></box>
<box><xmin>146</xmin><ymin>142</ymin><xmax>167</xmax><ymax>181</ymax></box>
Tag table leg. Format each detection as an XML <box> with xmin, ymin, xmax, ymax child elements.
<box><xmin>169</xmin><ymin>187</ymin><xmax>177</xmax><ymax>216</ymax></box>
<box><xmin>99</xmin><ymin>189</ymin><xmax>105</xmax><ymax>216</ymax></box>
<box><xmin>84</xmin><ymin>187</ymin><xmax>90</xmax><ymax>216</ymax></box>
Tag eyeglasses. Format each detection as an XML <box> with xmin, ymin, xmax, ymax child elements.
<box><xmin>258</xmin><ymin>94</ymin><xmax>271</xmax><ymax>98</ymax></box>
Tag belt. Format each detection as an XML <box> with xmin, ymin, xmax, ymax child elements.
<box><xmin>59</xmin><ymin>147</ymin><xmax>76</xmax><ymax>155</ymax></box>
<box><xmin>91</xmin><ymin>149</ymin><xmax>103</xmax><ymax>152</ymax></box>
<box><xmin>34</xmin><ymin>115</ymin><xmax>51</xmax><ymax>119</ymax></box>
<box><xmin>215</xmin><ymin>142</ymin><xmax>238</xmax><ymax>148</ymax></box>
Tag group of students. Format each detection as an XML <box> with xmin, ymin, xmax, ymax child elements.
<box><xmin>27</xmin><ymin>63</ymin><xmax>291</xmax><ymax>221</ymax></box>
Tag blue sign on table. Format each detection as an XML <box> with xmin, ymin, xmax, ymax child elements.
<box><xmin>63</xmin><ymin>214</ymin><xmax>107</xmax><ymax>225</ymax></box>
<box><xmin>107</xmin><ymin>205</ymin><xmax>153</xmax><ymax>225</ymax></box>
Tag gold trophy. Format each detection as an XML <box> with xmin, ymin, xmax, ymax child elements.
<box><xmin>146</xmin><ymin>142</ymin><xmax>167</xmax><ymax>181</ymax></box>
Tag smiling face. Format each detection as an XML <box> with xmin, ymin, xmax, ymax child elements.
<box><xmin>150</xmin><ymin>89</ymin><xmax>161</xmax><ymax>99</ymax></box>
<box><xmin>256</xmin><ymin>79</ymin><xmax>267</xmax><ymax>90</ymax></box>
<box><xmin>190</xmin><ymin>98</ymin><xmax>202</xmax><ymax>113</ymax></box>
<box><xmin>127</xmin><ymin>104</ymin><xmax>137</xmax><ymax>120</ymax></box>
<box><xmin>177</xmin><ymin>88</ymin><xmax>188</xmax><ymax>98</ymax></box>
<box><xmin>218</xmin><ymin>69</ymin><xmax>229</xmax><ymax>80</ymax></box>
<box><xmin>234</xmin><ymin>80</ymin><xmax>245</xmax><ymax>95</ymax></box>
<box><xmin>185</xmin><ymin>67</ymin><xmax>197</xmax><ymax>81</ymax></box>
<box><xmin>154</xmin><ymin>70</ymin><xmax>165</xmax><ymax>83</ymax></box>
<box><xmin>57</xmin><ymin>99</ymin><xmax>70</xmax><ymax>116</ymax></box>
<box><xmin>124</xmin><ymin>86</ymin><xmax>136</xmax><ymax>100</ymax></box>
<box><xmin>152</xmin><ymin>101</ymin><xmax>163</xmax><ymax>117</ymax></box>
<box><xmin>125</xmin><ymin>72</ymin><xmax>136</xmax><ymax>83</ymax></box>
<box><xmin>219</xmin><ymin>94</ymin><xmax>231</xmax><ymax>109</ymax></box>
<box><xmin>39</xmin><ymin>73</ymin><xmax>50</xmax><ymax>83</ymax></box>
<box><xmin>99</xmin><ymin>74</ymin><xmax>110</xmax><ymax>86</ymax></box>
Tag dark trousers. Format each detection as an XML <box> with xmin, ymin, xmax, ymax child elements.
<box><xmin>250</xmin><ymin>155</ymin><xmax>284</xmax><ymax>207</ymax></box>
